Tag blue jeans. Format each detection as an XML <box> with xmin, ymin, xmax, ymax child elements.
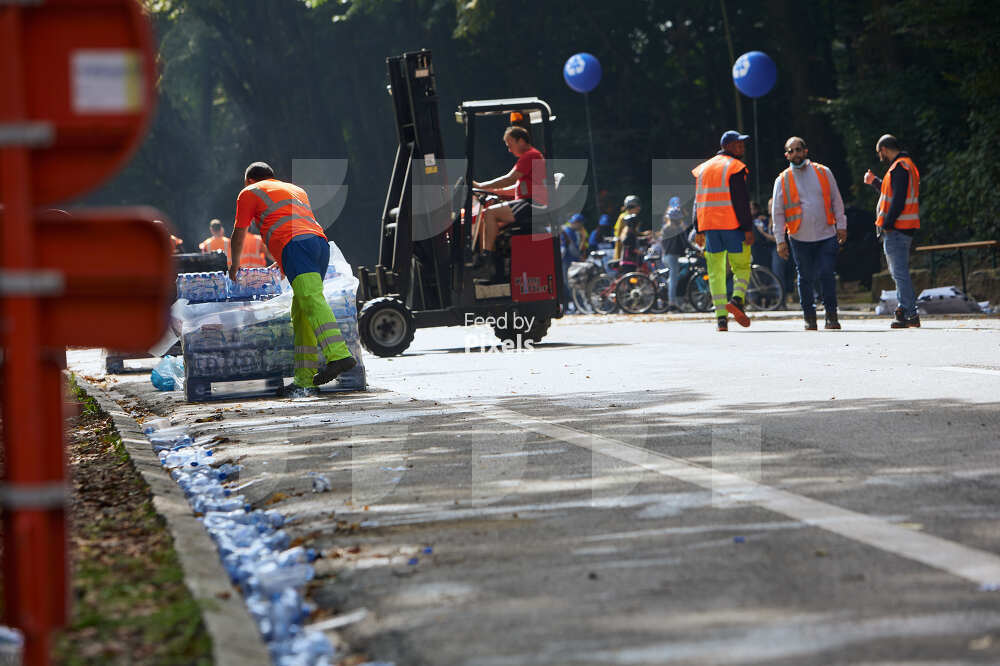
<box><xmin>789</xmin><ymin>236</ymin><xmax>839</xmax><ymax>317</ymax></box>
<box><xmin>663</xmin><ymin>254</ymin><xmax>681</xmax><ymax>306</ymax></box>
<box><xmin>883</xmin><ymin>230</ymin><xmax>916</xmax><ymax>317</ymax></box>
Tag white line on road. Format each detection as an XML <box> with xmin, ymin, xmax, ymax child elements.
<box><xmin>467</xmin><ymin>402</ymin><xmax>1000</xmax><ymax>587</ymax></box>
<box><xmin>934</xmin><ymin>366</ymin><xmax>1000</xmax><ymax>377</ymax></box>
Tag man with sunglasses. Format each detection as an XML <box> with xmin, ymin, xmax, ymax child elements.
<box><xmin>771</xmin><ymin>136</ymin><xmax>847</xmax><ymax>330</ymax></box>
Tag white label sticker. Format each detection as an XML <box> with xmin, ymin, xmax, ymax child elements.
<box><xmin>423</xmin><ymin>153</ymin><xmax>437</xmax><ymax>167</ymax></box>
<box><xmin>71</xmin><ymin>50</ymin><xmax>144</xmax><ymax>114</ymax></box>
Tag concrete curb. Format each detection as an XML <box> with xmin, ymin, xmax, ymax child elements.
<box><xmin>75</xmin><ymin>377</ymin><xmax>271</xmax><ymax>666</ymax></box>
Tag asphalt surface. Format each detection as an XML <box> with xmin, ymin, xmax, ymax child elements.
<box><xmin>68</xmin><ymin>313</ymin><xmax>1000</xmax><ymax>665</ymax></box>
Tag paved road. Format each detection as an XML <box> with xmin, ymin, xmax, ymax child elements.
<box><xmin>70</xmin><ymin>314</ymin><xmax>1000</xmax><ymax>665</ymax></box>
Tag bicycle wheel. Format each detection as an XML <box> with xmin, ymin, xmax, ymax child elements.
<box><xmin>572</xmin><ymin>285</ymin><xmax>594</xmax><ymax>314</ymax></box>
<box><xmin>648</xmin><ymin>270</ymin><xmax>670</xmax><ymax>314</ymax></box>
<box><xmin>745</xmin><ymin>265</ymin><xmax>784</xmax><ymax>311</ymax></box>
<box><xmin>615</xmin><ymin>272</ymin><xmax>656</xmax><ymax>314</ymax></box>
<box><xmin>586</xmin><ymin>274</ymin><xmax>618</xmax><ymax>314</ymax></box>
<box><xmin>686</xmin><ymin>269</ymin><xmax>713</xmax><ymax>312</ymax></box>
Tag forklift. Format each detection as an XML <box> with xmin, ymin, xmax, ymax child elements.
<box><xmin>355</xmin><ymin>50</ymin><xmax>564</xmax><ymax>357</ymax></box>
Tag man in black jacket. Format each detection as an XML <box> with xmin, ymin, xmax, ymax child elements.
<box><xmin>864</xmin><ymin>134</ymin><xmax>921</xmax><ymax>328</ymax></box>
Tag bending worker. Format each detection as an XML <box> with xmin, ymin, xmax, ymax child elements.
<box><xmin>771</xmin><ymin>136</ymin><xmax>847</xmax><ymax>330</ymax></box>
<box><xmin>230</xmin><ymin>162</ymin><xmax>356</xmax><ymax>397</ymax></box>
<box><xmin>691</xmin><ymin>130</ymin><xmax>754</xmax><ymax>331</ymax></box>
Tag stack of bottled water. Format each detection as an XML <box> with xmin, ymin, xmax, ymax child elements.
<box><xmin>177</xmin><ymin>271</ymin><xmax>230</xmax><ymax>303</ymax></box>
<box><xmin>229</xmin><ymin>267</ymin><xmax>283</xmax><ymax>301</ymax></box>
<box><xmin>142</xmin><ymin>419</ymin><xmax>336</xmax><ymax>665</ymax></box>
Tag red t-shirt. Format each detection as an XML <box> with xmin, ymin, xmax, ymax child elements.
<box><xmin>514</xmin><ymin>147</ymin><xmax>548</xmax><ymax>206</ymax></box>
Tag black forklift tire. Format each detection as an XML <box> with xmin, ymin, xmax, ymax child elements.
<box><xmin>358</xmin><ymin>297</ymin><xmax>415</xmax><ymax>357</ymax></box>
<box><xmin>493</xmin><ymin>313</ymin><xmax>551</xmax><ymax>346</ymax></box>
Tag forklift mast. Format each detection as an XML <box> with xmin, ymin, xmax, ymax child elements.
<box><xmin>372</xmin><ymin>50</ymin><xmax>453</xmax><ymax>311</ymax></box>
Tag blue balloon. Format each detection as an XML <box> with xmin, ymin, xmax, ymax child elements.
<box><xmin>563</xmin><ymin>53</ymin><xmax>602</xmax><ymax>93</ymax></box>
<box><xmin>732</xmin><ymin>51</ymin><xmax>776</xmax><ymax>98</ymax></box>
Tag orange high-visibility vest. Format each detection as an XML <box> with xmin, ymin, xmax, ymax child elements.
<box><xmin>240</xmin><ymin>232</ymin><xmax>268</xmax><ymax>267</ymax></box>
<box><xmin>692</xmin><ymin>154</ymin><xmax>748</xmax><ymax>231</ymax></box>
<box><xmin>779</xmin><ymin>162</ymin><xmax>837</xmax><ymax>235</ymax></box>
<box><xmin>199</xmin><ymin>235</ymin><xmax>231</xmax><ymax>261</ymax></box>
<box><xmin>234</xmin><ymin>179</ymin><xmax>326</xmax><ymax>268</ymax></box>
<box><xmin>876</xmin><ymin>156</ymin><xmax>920</xmax><ymax>230</ymax></box>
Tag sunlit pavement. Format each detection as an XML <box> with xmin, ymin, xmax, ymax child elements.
<box><xmin>69</xmin><ymin>314</ymin><xmax>1000</xmax><ymax>665</ymax></box>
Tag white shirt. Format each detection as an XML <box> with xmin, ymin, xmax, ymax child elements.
<box><xmin>771</xmin><ymin>159</ymin><xmax>847</xmax><ymax>243</ymax></box>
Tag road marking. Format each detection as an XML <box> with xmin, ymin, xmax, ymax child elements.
<box><xmin>469</xmin><ymin>402</ymin><xmax>1000</xmax><ymax>587</ymax></box>
<box><xmin>934</xmin><ymin>366</ymin><xmax>1000</xmax><ymax>377</ymax></box>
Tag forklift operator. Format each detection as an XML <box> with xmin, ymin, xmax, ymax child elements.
<box><xmin>471</xmin><ymin>126</ymin><xmax>548</xmax><ymax>274</ymax></box>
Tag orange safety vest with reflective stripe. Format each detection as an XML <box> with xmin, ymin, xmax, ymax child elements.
<box><xmin>240</xmin><ymin>233</ymin><xmax>268</xmax><ymax>267</ymax></box>
<box><xmin>234</xmin><ymin>179</ymin><xmax>326</xmax><ymax>269</ymax></box>
<box><xmin>876</xmin><ymin>156</ymin><xmax>920</xmax><ymax>230</ymax></box>
<box><xmin>199</xmin><ymin>235</ymin><xmax>231</xmax><ymax>261</ymax></box>
<box><xmin>779</xmin><ymin>162</ymin><xmax>837</xmax><ymax>235</ymax></box>
<box><xmin>692</xmin><ymin>154</ymin><xmax>748</xmax><ymax>231</ymax></box>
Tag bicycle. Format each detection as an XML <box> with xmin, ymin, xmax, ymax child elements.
<box><xmin>585</xmin><ymin>240</ymin><xmax>658</xmax><ymax>315</ymax></box>
<box><xmin>684</xmin><ymin>260</ymin><xmax>784</xmax><ymax>312</ymax></box>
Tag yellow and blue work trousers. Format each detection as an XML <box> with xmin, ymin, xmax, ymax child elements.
<box><xmin>281</xmin><ymin>235</ymin><xmax>352</xmax><ymax>388</ymax></box>
<box><xmin>703</xmin><ymin>230</ymin><xmax>751</xmax><ymax>318</ymax></box>
<box><xmin>291</xmin><ymin>272</ymin><xmax>352</xmax><ymax>387</ymax></box>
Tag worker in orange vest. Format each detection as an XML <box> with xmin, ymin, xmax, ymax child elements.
<box><xmin>692</xmin><ymin>130</ymin><xmax>754</xmax><ymax>331</ymax></box>
<box><xmin>864</xmin><ymin>134</ymin><xmax>921</xmax><ymax>329</ymax></box>
<box><xmin>230</xmin><ymin>162</ymin><xmax>355</xmax><ymax>397</ymax></box>
<box><xmin>771</xmin><ymin>136</ymin><xmax>848</xmax><ymax>331</ymax></box>
<box><xmin>199</xmin><ymin>219</ymin><xmax>231</xmax><ymax>262</ymax></box>
<box><xmin>239</xmin><ymin>229</ymin><xmax>271</xmax><ymax>268</ymax></box>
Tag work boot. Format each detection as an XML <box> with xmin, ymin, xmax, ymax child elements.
<box><xmin>313</xmin><ymin>356</ymin><xmax>357</xmax><ymax>386</ymax></box>
<box><xmin>716</xmin><ymin>316</ymin><xmax>728</xmax><ymax>332</ymax></box>
<box><xmin>804</xmin><ymin>312</ymin><xmax>818</xmax><ymax>330</ymax></box>
<box><xmin>470</xmin><ymin>251</ymin><xmax>497</xmax><ymax>281</ymax></box>
<box><xmin>275</xmin><ymin>383</ymin><xmax>319</xmax><ymax>398</ymax></box>
<box><xmin>725</xmin><ymin>295</ymin><xmax>751</xmax><ymax>327</ymax></box>
<box><xmin>890</xmin><ymin>307</ymin><xmax>908</xmax><ymax>329</ymax></box>
<box><xmin>905</xmin><ymin>314</ymin><xmax>921</xmax><ymax>328</ymax></box>
<box><xmin>824</xmin><ymin>312</ymin><xmax>841</xmax><ymax>330</ymax></box>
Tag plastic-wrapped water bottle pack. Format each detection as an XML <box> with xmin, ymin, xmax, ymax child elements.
<box><xmin>143</xmin><ymin>418</ymin><xmax>336</xmax><ymax>665</ymax></box>
<box><xmin>176</xmin><ymin>272</ymin><xmax>232</xmax><ymax>303</ymax></box>
<box><xmin>229</xmin><ymin>267</ymin><xmax>284</xmax><ymax>301</ymax></box>
<box><xmin>176</xmin><ymin>267</ymin><xmax>283</xmax><ymax>304</ymax></box>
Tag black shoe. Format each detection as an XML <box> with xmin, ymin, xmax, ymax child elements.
<box><xmin>824</xmin><ymin>312</ymin><xmax>841</xmax><ymax>330</ymax></box>
<box><xmin>313</xmin><ymin>356</ymin><xmax>357</xmax><ymax>386</ymax></box>
<box><xmin>905</xmin><ymin>314</ymin><xmax>920</xmax><ymax>328</ymax></box>
<box><xmin>890</xmin><ymin>307</ymin><xmax>908</xmax><ymax>329</ymax></box>
<box><xmin>717</xmin><ymin>316</ymin><xmax>728</xmax><ymax>332</ymax></box>
<box><xmin>804</xmin><ymin>312</ymin><xmax>818</xmax><ymax>330</ymax></box>
<box><xmin>470</xmin><ymin>252</ymin><xmax>497</xmax><ymax>280</ymax></box>
<box><xmin>275</xmin><ymin>383</ymin><xmax>319</xmax><ymax>398</ymax></box>
<box><xmin>726</xmin><ymin>295</ymin><xmax>750</xmax><ymax>327</ymax></box>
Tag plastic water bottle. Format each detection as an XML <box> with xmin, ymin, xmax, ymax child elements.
<box><xmin>142</xmin><ymin>417</ymin><xmax>171</xmax><ymax>434</ymax></box>
<box><xmin>254</xmin><ymin>561</ymin><xmax>314</xmax><ymax>596</ymax></box>
<box><xmin>193</xmin><ymin>495</ymin><xmax>247</xmax><ymax>514</ymax></box>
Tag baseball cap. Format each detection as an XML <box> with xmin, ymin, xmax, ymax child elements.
<box><xmin>598</xmin><ymin>214</ymin><xmax>610</xmax><ymax>227</ymax></box>
<box><xmin>720</xmin><ymin>130</ymin><xmax>750</xmax><ymax>147</ymax></box>
<box><xmin>569</xmin><ymin>213</ymin><xmax>584</xmax><ymax>224</ymax></box>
